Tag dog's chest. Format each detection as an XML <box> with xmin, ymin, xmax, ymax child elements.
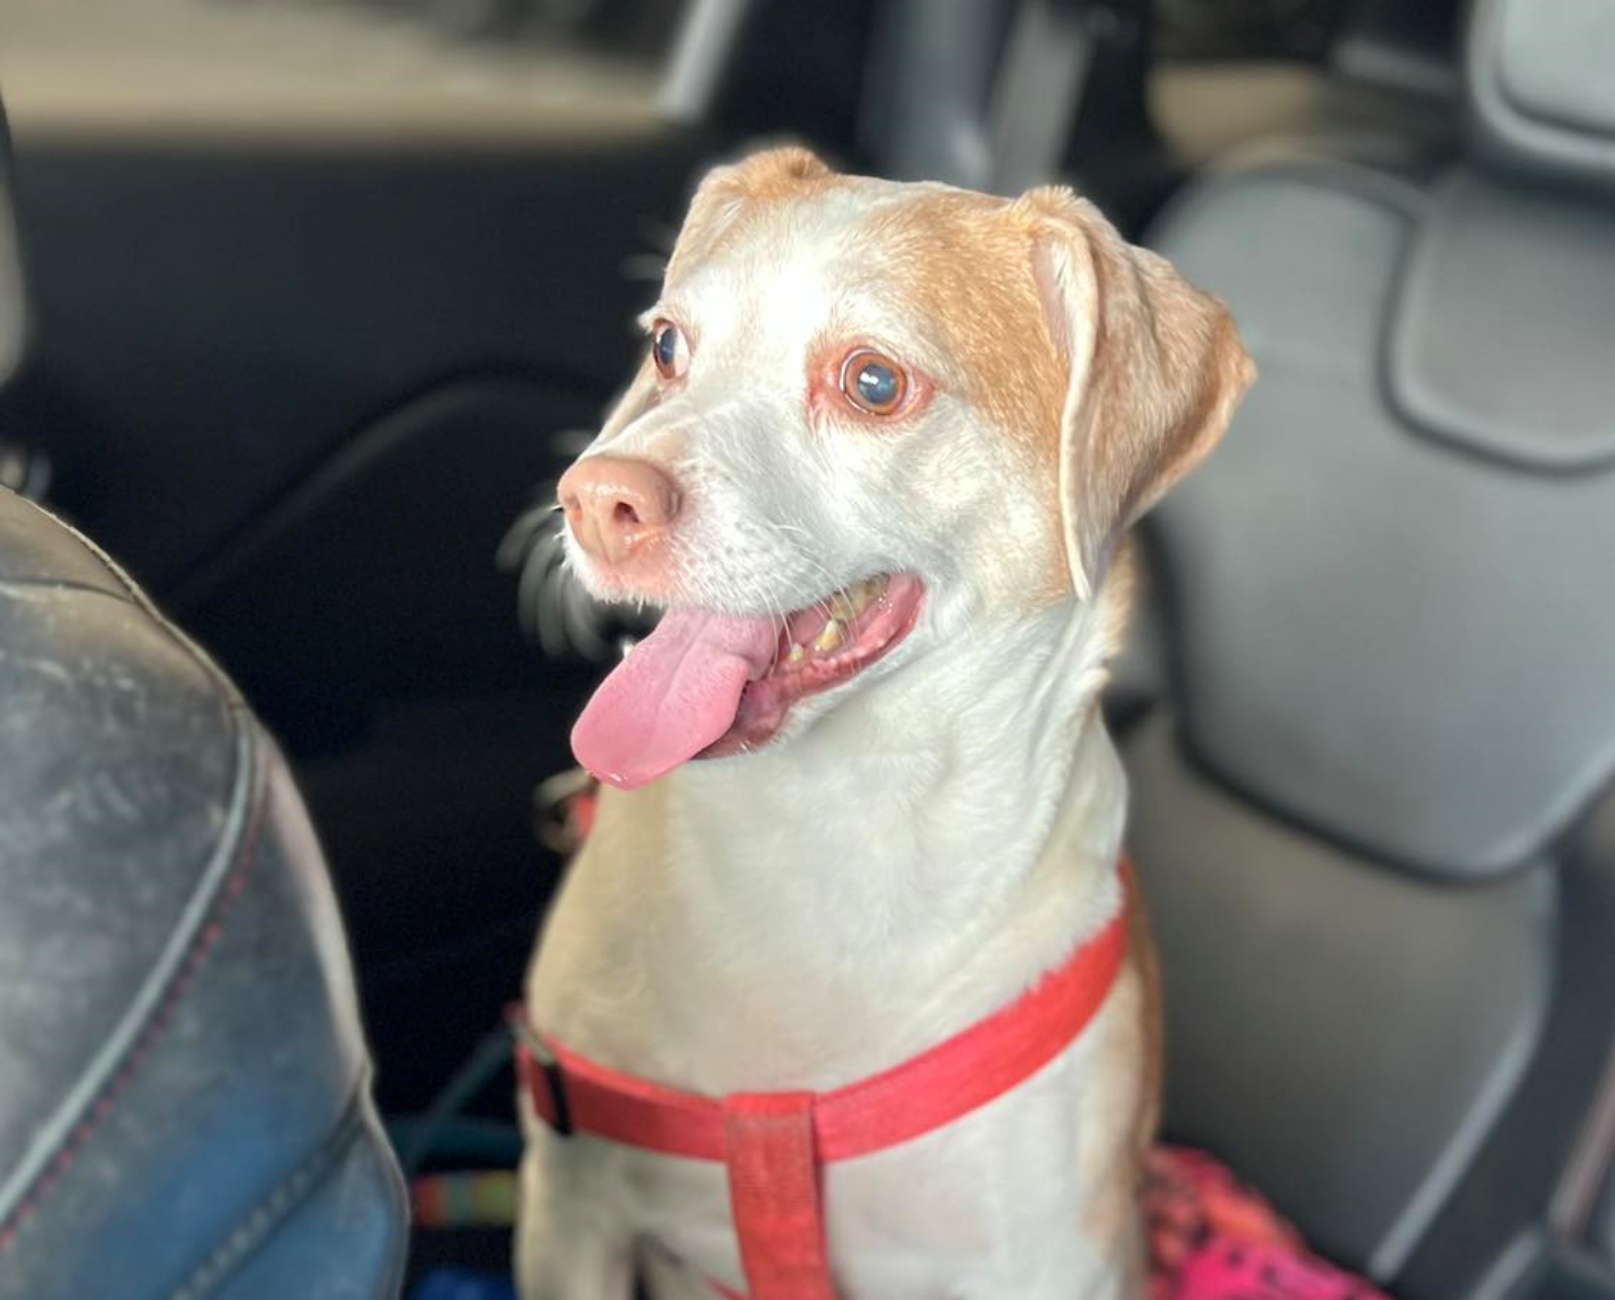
<box><xmin>522</xmin><ymin>734</ymin><xmax>1146</xmax><ymax>1298</ymax></box>
<box><xmin>589</xmin><ymin>1011</ymin><xmax>1130</xmax><ymax>1300</ymax></box>
<box><xmin>529</xmin><ymin>807</ymin><xmax>1077</xmax><ymax>1093</ymax></box>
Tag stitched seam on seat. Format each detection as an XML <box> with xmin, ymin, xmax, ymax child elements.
<box><xmin>0</xmin><ymin>496</ymin><xmax>140</xmax><ymax>606</ymax></box>
<box><xmin>0</xmin><ymin>739</ymin><xmax>269</xmax><ymax>1253</ymax></box>
<box><xmin>0</xmin><ymin>575</ymin><xmax>132</xmax><ymax>599</ymax></box>
<box><xmin>166</xmin><ymin>1089</ymin><xmax>375</xmax><ymax>1300</ymax></box>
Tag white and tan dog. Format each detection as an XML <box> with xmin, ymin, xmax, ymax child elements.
<box><xmin>517</xmin><ymin>147</ymin><xmax>1252</xmax><ymax>1300</ymax></box>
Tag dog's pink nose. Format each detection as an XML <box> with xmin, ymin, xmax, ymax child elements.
<box><xmin>558</xmin><ymin>455</ymin><xmax>682</xmax><ymax>568</ymax></box>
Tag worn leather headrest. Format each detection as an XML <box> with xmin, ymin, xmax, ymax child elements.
<box><xmin>1467</xmin><ymin>0</ymin><xmax>1615</xmax><ymax>193</ymax></box>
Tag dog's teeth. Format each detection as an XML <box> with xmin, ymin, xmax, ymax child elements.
<box><xmin>814</xmin><ymin>620</ymin><xmax>844</xmax><ymax>653</ymax></box>
<box><xmin>810</xmin><ymin>577</ymin><xmax>889</xmax><ymax>653</ymax></box>
<box><xmin>848</xmin><ymin>576</ymin><xmax>886</xmax><ymax>616</ymax></box>
<box><xmin>837</xmin><ymin>582</ymin><xmax>869</xmax><ymax>621</ymax></box>
<box><xmin>787</xmin><ymin>643</ymin><xmax>806</xmax><ymax>665</ymax></box>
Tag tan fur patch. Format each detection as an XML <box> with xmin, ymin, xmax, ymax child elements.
<box><xmin>1076</xmin><ymin>945</ymin><xmax>1159</xmax><ymax>1254</ymax></box>
<box><xmin>851</xmin><ymin>184</ymin><xmax>1253</xmax><ymax>609</ymax></box>
<box><xmin>665</xmin><ymin>146</ymin><xmax>841</xmax><ymax>283</ymax></box>
<box><xmin>1085</xmin><ymin>535</ymin><xmax>1142</xmax><ymax>679</ymax></box>
<box><xmin>1124</xmin><ymin>878</ymin><xmax>1165</xmax><ymax>1158</ymax></box>
<box><xmin>725</xmin><ymin>145</ymin><xmax>833</xmax><ymax>201</ymax></box>
<box><xmin>848</xmin><ymin>190</ymin><xmax>1072</xmax><ymax>593</ymax></box>
<box><xmin>852</xmin><ymin>191</ymin><xmax>1068</xmax><ymax>465</ymax></box>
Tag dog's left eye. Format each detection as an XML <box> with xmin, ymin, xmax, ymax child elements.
<box><xmin>651</xmin><ymin>319</ymin><xmax>689</xmax><ymax>380</ymax></box>
<box><xmin>839</xmin><ymin>349</ymin><xmax>908</xmax><ymax>416</ymax></box>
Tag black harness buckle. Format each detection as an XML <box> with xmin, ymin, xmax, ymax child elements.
<box><xmin>509</xmin><ymin>1010</ymin><xmax>574</xmax><ymax>1138</ymax></box>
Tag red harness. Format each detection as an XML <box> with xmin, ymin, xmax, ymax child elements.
<box><xmin>515</xmin><ymin>866</ymin><xmax>1130</xmax><ymax>1300</ymax></box>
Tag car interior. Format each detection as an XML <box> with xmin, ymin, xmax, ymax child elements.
<box><xmin>0</xmin><ymin>0</ymin><xmax>1613</xmax><ymax>1297</ymax></box>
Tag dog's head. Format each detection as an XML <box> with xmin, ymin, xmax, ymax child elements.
<box><xmin>558</xmin><ymin>147</ymin><xmax>1253</xmax><ymax>789</ymax></box>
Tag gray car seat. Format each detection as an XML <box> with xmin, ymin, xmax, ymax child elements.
<box><xmin>0</xmin><ymin>101</ymin><xmax>408</xmax><ymax>1300</ymax></box>
<box><xmin>1126</xmin><ymin>0</ymin><xmax>1615</xmax><ymax>1296</ymax></box>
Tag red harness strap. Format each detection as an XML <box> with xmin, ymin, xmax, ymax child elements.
<box><xmin>515</xmin><ymin>866</ymin><xmax>1131</xmax><ymax>1300</ymax></box>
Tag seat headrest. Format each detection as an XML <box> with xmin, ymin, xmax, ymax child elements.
<box><xmin>1467</xmin><ymin>0</ymin><xmax>1615</xmax><ymax>192</ymax></box>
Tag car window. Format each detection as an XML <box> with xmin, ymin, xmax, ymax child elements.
<box><xmin>0</xmin><ymin>0</ymin><xmax>681</xmax><ymax>138</ymax></box>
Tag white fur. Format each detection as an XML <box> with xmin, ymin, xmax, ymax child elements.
<box><xmin>518</xmin><ymin>181</ymin><xmax>1147</xmax><ymax>1300</ymax></box>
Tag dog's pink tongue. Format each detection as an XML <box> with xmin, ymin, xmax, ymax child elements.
<box><xmin>571</xmin><ymin>608</ymin><xmax>778</xmax><ymax>790</ymax></box>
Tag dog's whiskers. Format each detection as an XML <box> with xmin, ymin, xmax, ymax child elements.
<box><xmin>763</xmin><ymin>521</ymin><xmax>848</xmax><ymax>619</ymax></box>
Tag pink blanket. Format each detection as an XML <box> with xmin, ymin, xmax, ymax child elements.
<box><xmin>1145</xmin><ymin>1147</ymin><xmax>1388</xmax><ymax>1300</ymax></box>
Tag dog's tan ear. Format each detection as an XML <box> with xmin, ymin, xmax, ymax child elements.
<box><xmin>666</xmin><ymin>147</ymin><xmax>834</xmax><ymax>280</ymax></box>
<box><xmin>1016</xmin><ymin>186</ymin><xmax>1254</xmax><ymax>600</ymax></box>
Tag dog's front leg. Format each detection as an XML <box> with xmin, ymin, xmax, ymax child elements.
<box><xmin>515</xmin><ymin>1131</ymin><xmax>634</xmax><ymax>1300</ymax></box>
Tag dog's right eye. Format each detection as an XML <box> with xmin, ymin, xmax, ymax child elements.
<box><xmin>651</xmin><ymin>320</ymin><xmax>689</xmax><ymax>380</ymax></box>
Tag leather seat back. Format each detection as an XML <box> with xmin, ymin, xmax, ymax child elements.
<box><xmin>0</xmin><ymin>86</ymin><xmax>406</xmax><ymax>1291</ymax></box>
<box><xmin>0</xmin><ymin>497</ymin><xmax>407</xmax><ymax>1293</ymax></box>
<box><xmin>0</xmin><ymin>88</ymin><xmax>404</xmax><ymax>1299</ymax></box>
<box><xmin>1127</xmin><ymin>1</ymin><xmax>1615</xmax><ymax>1293</ymax></box>
<box><xmin>0</xmin><ymin>232</ymin><xmax>403</xmax><ymax>1285</ymax></box>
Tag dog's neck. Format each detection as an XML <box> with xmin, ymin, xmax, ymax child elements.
<box><xmin>646</xmin><ymin>580</ymin><xmax>1131</xmax><ymax>1084</ymax></box>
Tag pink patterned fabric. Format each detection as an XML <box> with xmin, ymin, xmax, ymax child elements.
<box><xmin>1145</xmin><ymin>1148</ymin><xmax>1390</xmax><ymax>1300</ymax></box>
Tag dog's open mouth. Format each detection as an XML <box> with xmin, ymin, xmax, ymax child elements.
<box><xmin>571</xmin><ymin>573</ymin><xmax>925</xmax><ymax>790</ymax></box>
